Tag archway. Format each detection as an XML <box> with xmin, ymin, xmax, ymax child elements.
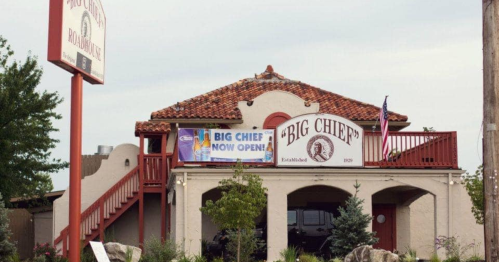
<box><xmin>287</xmin><ymin>185</ymin><xmax>351</xmax><ymax>254</ymax></box>
<box><xmin>371</xmin><ymin>186</ymin><xmax>434</xmax><ymax>256</ymax></box>
<box><xmin>201</xmin><ymin>187</ymin><xmax>268</xmax><ymax>260</ymax></box>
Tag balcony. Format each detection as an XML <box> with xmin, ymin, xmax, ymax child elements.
<box><xmin>364</xmin><ymin>131</ymin><xmax>458</xmax><ymax>169</ymax></box>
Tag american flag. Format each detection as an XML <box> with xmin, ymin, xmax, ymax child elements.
<box><xmin>380</xmin><ymin>97</ymin><xmax>390</xmax><ymax>160</ymax></box>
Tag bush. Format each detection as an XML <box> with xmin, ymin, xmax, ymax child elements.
<box><xmin>329</xmin><ymin>258</ymin><xmax>343</xmax><ymax>262</ymax></box>
<box><xmin>141</xmin><ymin>237</ymin><xmax>181</xmax><ymax>262</ymax></box>
<box><xmin>280</xmin><ymin>246</ymin><xmax>298</xmax><ymax>262</ymax></box>
<box><xmin>299</xmin><ymin>253</ymin><xmax>320</xmax><ymax>262</ymax></box>
<box><xmin>34</xmin><ymin>243</ymin><xmax>58</xmax><ymax>262</ymax></box>
<box><xmin>436</xmin><ymin>236</ymin><xmax>475</xmax><ymax>262</ymax></box>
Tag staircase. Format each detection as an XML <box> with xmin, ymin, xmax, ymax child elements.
<box><xmin>54</xmin><ymin>166</ymin><xmax>140</xmax><ymax>256</ymax></box>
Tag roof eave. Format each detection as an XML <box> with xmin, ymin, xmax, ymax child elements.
<box><xmin>149</xmin><ymin>118</ymin><xmax>243</xmax><ymax>124</ymax></box>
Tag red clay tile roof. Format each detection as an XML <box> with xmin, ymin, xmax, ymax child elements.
<box><xmin>135</xmin><ymin>121</ymin><xmax>171</xmax><ymax>136</ymax></box>
<box><xmin>151</xmin><ymin>66</ymin><xmax>408</xmax><ymax>122</ymax></box>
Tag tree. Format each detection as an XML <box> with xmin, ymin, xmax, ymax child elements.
<box><xmin>0</xmin><ymin>36</ymin><xmax>66</xmax><ymax>205</ymax></box>
<box><xmin>463</xmin><ymin>166</ymin><xmax>484</xmax><ymax>225</ymax></box>
<box><xmin>328</xmin><ymin>181</ymin><xmax>378</xmax><ymax>257</ymax></box>
<box><xmin>0</xmin><ymin>193</ymin><xmax>16</xmax><ymax>260</ymax></box>
<box><xmin>200</xmin><ymin>160</ymin><xmax>267</xmax><ymax>262</ymax></box>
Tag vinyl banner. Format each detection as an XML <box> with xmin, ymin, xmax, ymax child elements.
<box><xmin>276</xmin><ymin>114</ymin><xmax>364</xmax><ymax>167</ymax></box>
<box><xmin>178</xmin><ymin>129</ymin><xmax>275</xmax><ymax>163</ymax></box>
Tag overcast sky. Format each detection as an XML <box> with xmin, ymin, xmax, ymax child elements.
<box><xmin>1</xmin><ymin>1</ymin><xmax>483</xmax><ymax>191</ymax></box>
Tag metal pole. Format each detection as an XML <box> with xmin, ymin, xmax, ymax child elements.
<box><xmin>69</xmin><ymin>73</ymin><xmax>83</xmax><ymax>262</ymax></box>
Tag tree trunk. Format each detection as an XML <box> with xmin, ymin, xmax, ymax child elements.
<box><xmin>483</xmin><ymin>1</ymin><xmax>499</xmax><ymax>262</ymax></box>
<box><xmin>237</xmin><ymin>228</ymin><xmax>241</xmax><ymax>262</ymax></box>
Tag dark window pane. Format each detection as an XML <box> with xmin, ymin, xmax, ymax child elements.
<box><xmin>304</xmin><ymin>210</ymin><xmax>323</xmax><ymax>225</ymax></box>
<box><xmin>287</xmin><ymin>211</ymin><xmax>297</xmax><ymax>226</ymax></box>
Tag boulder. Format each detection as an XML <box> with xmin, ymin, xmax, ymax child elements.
<box><xmin>344</xmin><ymin>245</ymin><xmax>398</xmax><ymax>262</ymax></box>
<box><xmin>104</xmin><ymin>242</ymin><xmax>142</xmax><ymax>262</ymax></box>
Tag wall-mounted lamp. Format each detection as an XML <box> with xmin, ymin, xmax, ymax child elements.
<box><xmin>125</xmin><ymin>159</ymin><xmax>130</xmax><ymax>167</ymax></box>
<box><xmin>449</xmin><ymin>180</ymin><xmax>455</xmax><ymax>185</ymax></box>
<box><xmin>176</xmin><ymin>179</ymin><xmax>187</xmax><ymax>186</ymax></box>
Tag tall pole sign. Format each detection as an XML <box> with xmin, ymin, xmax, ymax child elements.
<box><xmin>483</xmin><ymin>1</ymin><xmax>499</xmax><ymax>262</ymax></box>
<box><xmin>47</xmin><ymin>0</ymin><xmax>106</xmax><ymax>261</ymax></box>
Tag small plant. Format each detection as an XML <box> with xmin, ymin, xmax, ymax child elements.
<box><xmin>429</xmin><ymin>253</ymin><xmax>441</xmax><ymax>262</ymax></box>
<box><xmin>436</xmin><ymin>236</ymin><xmax>475</xmax><ymax>262</ymax></box>
<box><xmin>400</xmin><ymin>248</ymin><xmax>418</xmax><ymax>262</ymax></box>
<box><xmin>141</xmin><ymin>236</ymin><xmax>181</xmax><ymax>262</ymax></box>
<box><xmin>330</xmin><ymin>258</ymin><xmax>343</xmax><ymax>262</ymax></box>
<box><xmin>125</xmin><ymin>247</ymin><xmax>133</xmax><ymax>262</ymax></box>
<box><xmin>192</xmin><ymin>254</ymin><xmax>207</xmax><ymax>262</ymax></box>
<box><xmin>280</xmin><ymin>246</ymin><xmax>298</xmax><ymax>262</ymax></box>
<box><xmin>8</xmin><ymin>252</ymin><xmax>20</xmax><ymax>262</ymax></box>
<box><xmin>34</xmin><ymin>243</ymin><xmax>59</xmax><ymax>262</ymax></box>
<box><xmin>212</xmin><ymin>257</ymin><xmax>224</xmax><ymax>262</ymax></box>
<box><xmin>299</xmin><ymin>253</ymin><xmax>320</xmax><ymax>262</ymax></box>
<box><xmin>467</xmin><ymin>240</ymin><xmax>483</xmax><ymax>262</ymax></box>
<box><xmin>178</xmin><ymin>256</ymin><xmax>192</xmax><ymax>262</ymax></box>
<box><xmin>0</xmin><ymin>193</ymin><xmax>16</xmax><ymax>261</ymax></box>
<box><xmin>34</xmin><ymin>256</ymin><xmax>47</xmax><ymax>262</ymax></box>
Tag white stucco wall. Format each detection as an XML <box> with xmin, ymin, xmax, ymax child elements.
<box><xmin>172</xmin><ymin>168</ymin><xmax>468</xmax><ymax>261</ymax></box>
<box><xmin>230</xmin><ymin>90</ymin><xmax>319</xmax><ymax>129</ymax></box>
<box><xmin>53</xmin><ymin>144</ymin><xmax>139</xmax><ymax>243</ymax></box>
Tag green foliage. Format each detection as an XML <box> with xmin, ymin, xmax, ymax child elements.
<box><xmin>463</xmin><ymin>166</ymin><xmax>484</xmax><ymax>225</ymax></box>
<box><xmin>125</xmin><ymin>247</ymin><xmax>133</xmax><ymax>262</ymax></box>
<box><xmin>429</xmin><ymin>253</ymin><xmax>442</xmax><ymax>262</ymax></box>
<box><xmin>34</xmin><ymin>242</ymin><xmax>68</xmax><ymax>262</ymax></box>
<box><xmin>280</xmin><ymin>246</ymin><xmax>298</xmax><ymax>262</ymax></box>
<box><xmin>0</xmin><ymin>36</ymin><xmax>67</xmax><ymax>205</ymax></box>
<box><xmin>33</xmin><ymin>256</ymin><xmax>46</xmax><ymax>262</ymax></box>
<box><xmin>225</xmin><ymin>230</ymin><xmax>260</xmax><ymax>262</ymax></box>
<box><xmin>330</xmin><ymin>258</ymin><xmax>343</xmax><ymax>262</ymax></box>
<box><xmin>299</xmin><ymin>253</ymin><xmax>321</xmax><ymax>262</ymax></box>
<box><xmin>200</xmin><ymin>160</ymin><xmax>267</xmax><ymax>262</ymax></box>
<box><xmin>0</xmin><ymin>193</ymin><xmax>16</xmax><ymax>261</ymax></box>
<box><xmin>328</xmin><ymin>181</ymin><xmax>378</xmax><ymax>257</ymax></box>
<box><xmin>7</xmin><ymin>251</ymin><xmax>20</xmax><ymax>262</ymax></box>
<box><xmin>212</xmin><ymin>257</ymin><xmax>224</xmax><ymax>262</ymax></box>
<box><xmin>435</xmin><ymin>236</ymin><xmax>476</xmax><ymax>262</ymax></box>
<box><xmin>141</xmin><ymin>236</ymin><xmax>181</xmax><ymax>262</ymax></box>
<box><xmin>400</xmin><ymin>249</ymin><xmax>417</xmax><ymax>262</ymax></box>
<box><xmin>192</xmin><ymin>254</ymin><xmax>207</xmax><ymax>262</ymax></box>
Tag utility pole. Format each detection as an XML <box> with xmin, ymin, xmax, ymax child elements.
<box><xmin>483</xmin><ymin>1</ymin><xmax>499</xmax><ymax>262</ymax></box>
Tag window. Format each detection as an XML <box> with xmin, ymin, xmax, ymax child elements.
<box><xmin>287</xmin><ymin>211</ymin><xmax>297</xmax><ymax>226</ymax></box>
<box><xmin>303</xmin><ymin>210</ymin><xmax>324</xmax><ymax>225</ymax></box>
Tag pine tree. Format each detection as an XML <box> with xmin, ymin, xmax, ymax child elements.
<box><xmin>328</xmin><ymin>181</ymin><xmax>378</xmax><ymax>257</ymax></box>
<box><xmin>0</xmin><ymin>193</ymin><xmax>16</xmax><ymax>260</ymax></box>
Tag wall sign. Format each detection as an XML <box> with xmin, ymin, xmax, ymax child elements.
<box><xmin>178</xmin><ymin>129</ymin><xmax>275</xmax><ymax>163</ymax></box>
<box><xmin>276</xmin><ymin>114</ymin><xmax>364</xmax><ymax>167</ymax></box>
<box><xmin>48</xmin><ymin>0</ymin><xmax>106</xmax><ymax>84</ymax></box>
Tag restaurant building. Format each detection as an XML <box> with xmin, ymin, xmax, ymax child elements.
<box><xmin>53</xmin><ymin>66</ymin><xmax>482</xmax><ymax>261</ymax></box>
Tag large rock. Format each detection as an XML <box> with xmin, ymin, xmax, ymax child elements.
<box><xmin>344</xmin><ymin>245</ymin><xmax>398</xmax><ymax>262</ymax></box>
<box><xmin>104</xmin><ymin>242</ymin><xmax>142</xmax><ymax>262</ymax></box>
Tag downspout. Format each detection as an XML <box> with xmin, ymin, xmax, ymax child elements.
<box><xmin>183</xmin><ymin>171</ymin><xmax>188</xmax><ymax>252</ymax></box>
<box><xmin>448</xmin><ymin>172</ymin><xmax>453</xmax><ymax>237</ymax></box>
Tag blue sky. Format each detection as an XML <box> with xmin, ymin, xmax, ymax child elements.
<box><xmin>0</xmin><ymin>1</ymin><xmax>483</xmax><ymax>190</ymax></box>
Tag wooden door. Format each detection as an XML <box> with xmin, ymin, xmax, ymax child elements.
<box><xmin>372</xmin><ymin>204</ymin><xmax>396</xmax><ymax>252</ymax></box>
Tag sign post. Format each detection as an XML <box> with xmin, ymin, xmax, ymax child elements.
<box><xmin>48</xmin><ymin>0</ymin><xmax>106</xmax><ymax>260</ymax></box>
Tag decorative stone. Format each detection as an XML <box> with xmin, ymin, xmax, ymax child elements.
<box><xmin>344</xmin><ymin>245</ymin><xmax>398</xmax><ymax>262</ymax></box>
<box><xmin>104</xmin><ymin>242</ymin><xmax>142</xmax><ymax>262</ymax></box>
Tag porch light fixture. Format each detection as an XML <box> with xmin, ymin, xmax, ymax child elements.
<box><xmin>449</xmin><ymin>180</ymin><xmax>455</xmax><ymax>185</ymax></box>
<box><xmin>176</xmin><ymin>178</ymin><xmax>187</xmax><ymax>186</ymax></box>
<box><xmin>125</xmin><ymin>159</ymin><xmax>130</xmax><ymax>167</ymax></box>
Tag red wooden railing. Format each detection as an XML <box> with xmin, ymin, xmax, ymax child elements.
<box><xmin>364</xmin><ymin>131</ymin><xmax>458</xmax><ymax>169</ymax></box>
<box><xmin>54</xmin><ymin>166</ymin><xmax>140</xmax><ymax>256</ymax></box>
<box><xmin>143</xmin><ymin>154</ymin><xmax>162</xmax><ymax>186</ymax></box>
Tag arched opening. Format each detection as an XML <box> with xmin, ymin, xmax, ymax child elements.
<box><xmin>201</xmin><ymin>188</ymin><xmax>268</xmax><ymax>260</ymax></box>
<box><xmin>287</xmin><ymin>185</ymin><xmax>351</xmax><ymax>255</ymax></box>
<box><xmin>371</xmin><ymin>186</ymin><xmax>434</xmax><ymax>256</ymax></box>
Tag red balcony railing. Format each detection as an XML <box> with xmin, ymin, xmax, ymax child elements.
<box><xmin>143</xmin><ymin>154</ymin><xmax>172</xmax><ymax>186</ymax></box>
<box><xmin>364</xmin><ymin>131</ymin><xmax>458</xmax><ymax>169</ymax></box>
